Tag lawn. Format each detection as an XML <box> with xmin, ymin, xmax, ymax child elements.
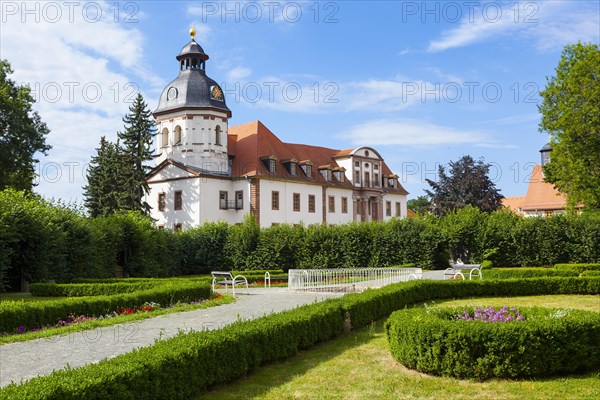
<box><xmin>198</xmin><ymin>294</ymin><xmax>599</xmax><ymax>400</ymax></box>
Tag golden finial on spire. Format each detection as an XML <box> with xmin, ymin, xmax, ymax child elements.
<box><xmin>189</xmin><ymin>26</ymin><xmax>197</xmax><ymax>39</ymax></box>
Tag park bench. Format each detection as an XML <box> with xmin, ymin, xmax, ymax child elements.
<box><xmin>444</xmin><ymin>260</ymin><xmax>482</xmax><ymax>281</ymax></box>
<box><xmin>211</xmin><ymin>271</ymin><xmax>249</xmax><ymax>296</ymax></box>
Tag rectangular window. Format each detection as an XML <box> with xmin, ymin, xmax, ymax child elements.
<box><xmin>269</xmin><ymin>159</ymin><xmax>275</xmax><ymax>173</ymax></box>
<box><xmin>356</xmin><ymin>200</ymin><xmax>361</xmax><ymax>215</ymax></box>
<box><xmin>235</xmin><ymin>191</ymin><xmax>243</xmax><ymax>210</ymax></box>
<box><xmin>158</xmin><ymin>225</ymin><xmax>165</xmax><ymax>231</ymax></box>
<box><xmin>289</xmin><ymin>163</ymin><xmax>296</xmax><ymax>176</ymax></box>
<box><xmin>386</xmin><ymin>201</ymin><xmax>392</xmax><ymax>216</ymax></box>
<box><xmin>158</xmin><ymin>193</ymin><xmax>166</xmax><ymax>211</ymax></box>
<box><xmin>374</xmin><ymin>173</ymin><xmax>380</xmax><ymax>187</ymax></box>
<box><xmin>395</xmin><ymin>202</ymin><xmax>401</xmax><ymax>216</ymax></box>
<box><xmin>328</xmin><ymin>196</ymin><xmax>335</xmax><ymax>213</ymax></box>
<box><xmin>293</xmin><ymin>193</ymin><xmax>300</xmax><ymax>212</ymax></box>
<box><xmin>308</xmin><ymin>194</ymin><xmax>316</xmax><ymax>213</ymax></box>
<box><xmin>355</xmin><ymin>161</ymin><xmax>360</xmax><ymax>167</ymax></box>
<box><xmin>341</xmin><ymin>197</ymin><xmax>348</xmax><ymax>213</ymax></box>
<box><xmin>374</xmin><ymin>164</ymin><xmax>379</xmax><ymax>170</ymax></box>
<box><xmin>173</xmin><ymin>223</ymin><xmax>183</xmax><ymax>232</ymax></box>
<box><xmin>355</xmin><ymin>170</ymin><xmax>360</xmax><ymax>184</ymax></box>
<box><xmin>174</xmin><ymin>191</ymin><xmax>183</xmax><ymax>210</ymax></box>
<box><xmin>364</xmin><ymin>172</ymin><xmax>370</xmax><ymax>188</ymax></box>
<box><xmin>219</xmin><ymin>191</ymin><xmax>228</xmax><ymax>210</ymax></box>
<box><xmin>272</xmin><ymin>191</ymin><xmax>279</xmax><ymax>210</ymax></box>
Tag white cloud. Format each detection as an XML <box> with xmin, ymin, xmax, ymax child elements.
<box><xmin>428</xmin><ymin>1</ymin><xmax>600</xmax><ymax>52</ymax></box>
<box><xmin>341</xmin><ymin>119</ymin><xmax>491</xmax><ymax>147</ymax></box>
<box><xmin>0</xmin><ymin>1</ymin><xmax>160</xmax><ymax>201</ymax></box>
<box><xmin>227</xmin><ymin>66</ymin><xmax>252</xmax><ymax>81</ymax></box>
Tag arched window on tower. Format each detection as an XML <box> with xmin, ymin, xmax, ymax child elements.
<box><xmin>215</xmin><ymin>125</ymin><xmax>222</xmax><ymax>146</ymax></box>
<box><xmin>161</xmin><ymin>128</ymin><xmax>169</xmax><ymax>148</ymax></box>
<box><xmin>174</xmin><ymin>126</ymin><xmax>182</xmax><ymax>145</ymax></box>
<box><xmin>191</xmin><ymin>58</ymin><xmax>198</xmax><ymax>69</ymax></box>
<box><xmin>185</xmin><ymin>59</ymin><xmax>190</xmax><ymax>69</ymax></box>
<box><xmin>180</xmin><ymin>60</ymin><xmax>184</xmax><ymax>70</ymax></box>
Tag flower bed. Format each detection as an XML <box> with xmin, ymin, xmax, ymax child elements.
<box><xmin>385</xmin><ymin>305</ymin><xmax>600</xmax><ymax>380</ymax></box>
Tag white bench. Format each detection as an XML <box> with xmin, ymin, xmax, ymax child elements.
<box><xmin>444</xmin><ymin>261</ymin><xmax>482</xmax><ymax>281</ymax></box>
<box><xmin>211</xmin><ymin>271</ymin><xmax>249</xmax><ymax>296</ymax></box>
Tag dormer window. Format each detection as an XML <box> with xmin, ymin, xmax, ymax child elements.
<box><xmin>282</xmin><ymin>159</ymin><xmax>298</xmax><ymax>176</ymax></box>
<box><xmin>319</xmin><ymin>166</ymin><xmax>332</xmax><ymax>181</ymax></box>
<box><xmin>261</xmin><ymin>155</ymin><xmax>277</xmax><ymax>174</ymax></box>
<box><xmin>333</xmin><ymin>168</ymin><xmax>346</xmax><ymax>182</ymax></box>
<box><xmin>300</xmin><ymin>161</ymin><xmax>313</xmax><ymax>178</ymax></box>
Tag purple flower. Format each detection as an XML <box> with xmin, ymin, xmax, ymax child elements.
<box><xmin>17</xmin><ymin>326</ymin><xmax>25</xmax><ymax>334</ymax></box>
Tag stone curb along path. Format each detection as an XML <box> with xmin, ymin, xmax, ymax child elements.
<box><xmin>0</xmin><ymin>288</ymin><xmax>343</xmax><ymax>388</ymax></box>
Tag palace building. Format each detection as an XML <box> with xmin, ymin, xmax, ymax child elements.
<box><xmin>145</xmin><ymin>29</ymin><xmax>408</xmax><ymax>229</ymax></box>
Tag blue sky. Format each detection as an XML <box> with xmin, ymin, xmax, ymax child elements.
<box><xmin>1</xmin><ymin>1</ymin><xmax>599</xmax><ymax>202</ymax></box>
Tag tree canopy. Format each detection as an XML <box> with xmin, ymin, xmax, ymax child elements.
<box><xmin>0</xmin><ymin>60</ymin><xmax>51</xmax><ymax>191</ymax></box>
<box><xmin>425</xmin><ymin>155</ymin><xmax>504</xmax><ymax>216</ymax></box>
<box><xmin>539</xmin><ymin>42</ymin><xmax>600</xmax><ymax>209</ymax></box>
<box><xmin>83</xmin><ymin>93</ymin><xmax>156</xmax><ymax>217</ymax></box>
<box><xmin>407</xmin><ymin>195</ymin><xmax>431</xmax><ymax>214</ymax></box>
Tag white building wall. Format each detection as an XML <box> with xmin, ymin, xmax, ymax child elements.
<box><xmin>259</xmin><ymin>179</ymin><xmax>323</xmax><ymax>227</ymax></box>
<box><xmin>324</xmin><ymin>187</ymin><xmax>354</xmax><ymax>225</ymax></box>
<box><xmin>146</xmin><ymin>177</ymin><xmax>201</xmax><ymax>229</ymax></box>
<box><xmin>382</xmin><ymin>193</ymin><xmax>408</xmax><ymax>221</ymax></box>
<box><xmin>197</xmin><ymin>178</ymin><xmax>247</xmax><ymax>225</ymax></box>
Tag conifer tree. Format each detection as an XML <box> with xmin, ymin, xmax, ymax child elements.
<box><xmin>83</xmin><ymin>137</ymin><xmax>128</xmax><ymax>217</ymax></box>
<box><xmin>118</xmin><ymin>93</ymin><xmax>156</xmax><ymax>214</ymax></box>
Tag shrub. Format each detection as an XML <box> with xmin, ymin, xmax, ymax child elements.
<box><xmin>555</xmin><ymin>263</ymin><xmax>600</xmax><ymax>274</ymax></box>
<box><xmin>1</xmin><ymin>277</ymin><xmax>598</xmax><ymax>398</ymax></box>
<box><xmin>29</xmin><ymin>281</ymin><xmax>162</xmax><ymax>297</ymax></box>
<box><xmin>581</xmin><ymin>270</ymin><xmax>600</xmax><ymax>277</ymax></box>
<box><xmin>484</xmin><ymin>268</ymin><xmax>578</xmax><ymax>280</ymax></box>
<box><xmin>386</xmin><ymin>306</ymin><xmax>600</xmax><ymax>380</ymax></box>
<box><xmin>481</xmin><ymin>260</ymin><xmax>493</xmax><ymax>270</ymax></box>
<box><xmin>0</xmin><ymin>281</ymin><xmax>211</xmax><ymax>333</ymax></box>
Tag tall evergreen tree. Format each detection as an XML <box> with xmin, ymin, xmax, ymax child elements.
<box><xmin>0</xmin><ymin>59</ymin><xmax>51</xmax><ymax>191</ymax></box>
<box><xmin>425</xmin><ymin>155</ymin><xmax>504</xmax><ymax>216</ymax></box>
<box><xmin>118</xmin><ymin>93</ymin><xmax>156</xmax><ymax>214</ymax></box>
<box><xmin>83</xmin><ymin>137</ymin><xmax>128</xmax><ymax>217</ymax></box>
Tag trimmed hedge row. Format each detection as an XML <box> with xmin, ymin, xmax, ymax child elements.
<box><xmin>386</xmin><ymin>306</ymin><xmax>600</xmax><ymax>380</ymax></box>
<box><xmin>0</xmin><ymin>281</ymin><xmax>212</xmax><ymax>333</ymax></box>
<box><xmin>1</xmin><ymin>276</ymin><xmax>598</xmax><ymax>399</ymax></box>
<box><xmin>484</xmin><ymin>268</ymin><xmax>578</xmax><ymax>280</ymax></box>
<box><xmin>29</xmin><ymin>281</ymin><xmax>163</xmax><ymax>297</ymax></box>
<box><xmin>555</xmin><ymin>263</ymin><xmax>600</xmax><ymax>273</ymax></box>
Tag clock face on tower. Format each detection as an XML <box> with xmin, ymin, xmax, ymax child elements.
<box><xmin>167</xmin><ymin>87</ymin><xmax>178</xmax><ymax>101</ymax></box>
<box><xmin>210</xmin><ymin>85</ymin><xmax>224</xmax><ymax>101</ymax></box>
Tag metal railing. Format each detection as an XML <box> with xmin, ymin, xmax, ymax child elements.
<box><xmin>288</xmin><ymin>267</ymin><xmax>422</xmax><ymax>292</ymax></box>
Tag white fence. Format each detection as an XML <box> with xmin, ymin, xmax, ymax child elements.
<box><xmin>288</xmin><ymin>267</ymin><xmax>422</xmax><ymax>292</ymax></box>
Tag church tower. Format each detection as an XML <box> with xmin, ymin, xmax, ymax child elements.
<box><xmin>154</xmin><ymin>27</ymin><xmax>232</xmax><ymax>175</ymax></box>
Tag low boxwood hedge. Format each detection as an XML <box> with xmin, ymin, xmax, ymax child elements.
<box><xmin>29</xmin><ymin>281</ymin><xmax>163</xmax><ymax>297</ymax></box>
<box><xmin>1</xmin><ymin>277</ymin><xmax>598</xmax><ymax>399</ymax></box>
<box><xmin>0</xmin><ymin>281</ymin><xmax>212</xmax><ymax>333</ymax></box>
<box><xmin>555</xmin><ymin>263</ymin><xmax>600</xmax><ymax>274</ymax></box>
<box><xmin>484</xmin><ymin>268</ymin><xmax>578</xmax><ymax>280</ymax></box>
<box><xmin>386</xmin><ymin>306</ymin><xmax>600</xmax><ymax>380</ymax></box>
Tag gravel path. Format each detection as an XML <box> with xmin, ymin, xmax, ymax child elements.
<box><xmin>0</xmin><ymin>288</ymin><xmax>343</xmax><ymax>387</ymax></box>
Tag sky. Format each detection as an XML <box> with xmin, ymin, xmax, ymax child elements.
<box><xmin>1</xmin><ymin>0</ymin><xmax>599</xmax><ymax>203</ymax></box>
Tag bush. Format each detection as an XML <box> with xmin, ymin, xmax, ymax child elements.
<box><xmin>481</xmin><ymin>260</ymin><xmax>493</xmax><ymax>270</ymax></box>
<box><xmin>29</xmin><ymin>281</ymin><xmax>162</xmax><ymax>297</ymax></box>
<box><xmin>0</xmin><ymin>281</ymin><xmax>211</xmax><ymax>333</ymax></box>
<box><xmin>581</xmin><ymin>270</ymin><xmax>600</xmax><ymax>277</ymax></box>
<box><xmin>1</xmin><ymin>276</ymin><xmax>598</xmax><ymax>398</ymax></box>
<box><xmin>555</xmin><ymin>263</ymin><xmax>600</xmax><ymax>274</ymax></box>
<box><xmin>484</xmin><ymin>268</ymin><xmax>578</xmax><ymax>280</ymax></box>
<box><xmin>386</xmin><ymin>306</ymin><xmax>600</xmax><ymax>380</ymax></box>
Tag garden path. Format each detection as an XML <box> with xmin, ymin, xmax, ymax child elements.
<box><xmin>0</xmin><ymin>288</ymin><xmax>342</xmax><ymax>387</ymax></box>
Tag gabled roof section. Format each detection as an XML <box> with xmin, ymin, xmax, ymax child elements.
<box><xmin>521</xmin><ymin>165</ymin><xmax>568</xmax><ymax>211</ymax></box>
<box><xmin>228</xmin><ymin>120</ymin><xmax>408</xmax><ymax>194</ymax></box>
<box><xmin>146</xmin><ymin>159</ymin><xmax>203</xmax><ymax>182</ymax></box>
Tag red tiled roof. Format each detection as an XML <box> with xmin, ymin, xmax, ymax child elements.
<box><xmin>502</xmin><ymin>196</ymin><xmax>525</xmax><ymax>213</ymax></box>
<box><xmin>229</xmin><ymin>120</ymin><xmax>408</xmax><ymax>194</ymax></box>
<box><xmin>521</xmin><ymin>165</ymin><xmax>568</xmax><ymax>211</ymax></box>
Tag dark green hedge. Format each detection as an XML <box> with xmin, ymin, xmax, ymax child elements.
<box><xmin>1</xmin><ymin>276</ymin><xmax>598</xmax><ymax>399</ymax></box>
<box><xmin>484</xmin><ymin>268</ymin><xmax>578</xmax><ymax>280</ymax></box>
<box><xmin>0</xmin><ymin>281</ymin><xmax>211</xmax><ymax>333</ymax></box>
<box><xmin>555</xmin><ymin>263</ymin><xmax>600</xmax><ymax>273</ymax></box>
<box><xmin>29</xmin><ymin>281</ymin><xmax>162</xmax><ymax>297</ymax></box>
<box><xmin>386</xmin><ymin>306</ymin><xmax>600</xmax><ymax>380</ymax></box>
<box><xmin>2</xmin><ymin>189</ymin><xmax>600</xmax><ymax>290</ymax></box>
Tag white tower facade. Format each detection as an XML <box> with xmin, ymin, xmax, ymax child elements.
<box><xmin>153</xmin><ymin>28</ymin><xmax>231</xmax><ymax>175</ymax></box>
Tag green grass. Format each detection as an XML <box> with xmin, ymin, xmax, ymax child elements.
<box><xmin>197</xmin><ymin>295</ymin><xmax>600</xmax><ymax>400</ymax></box>
<box><xmin>0</xmin><ymin>293</ymin><xmax>235</xmax><ymax>345</ymax></box>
